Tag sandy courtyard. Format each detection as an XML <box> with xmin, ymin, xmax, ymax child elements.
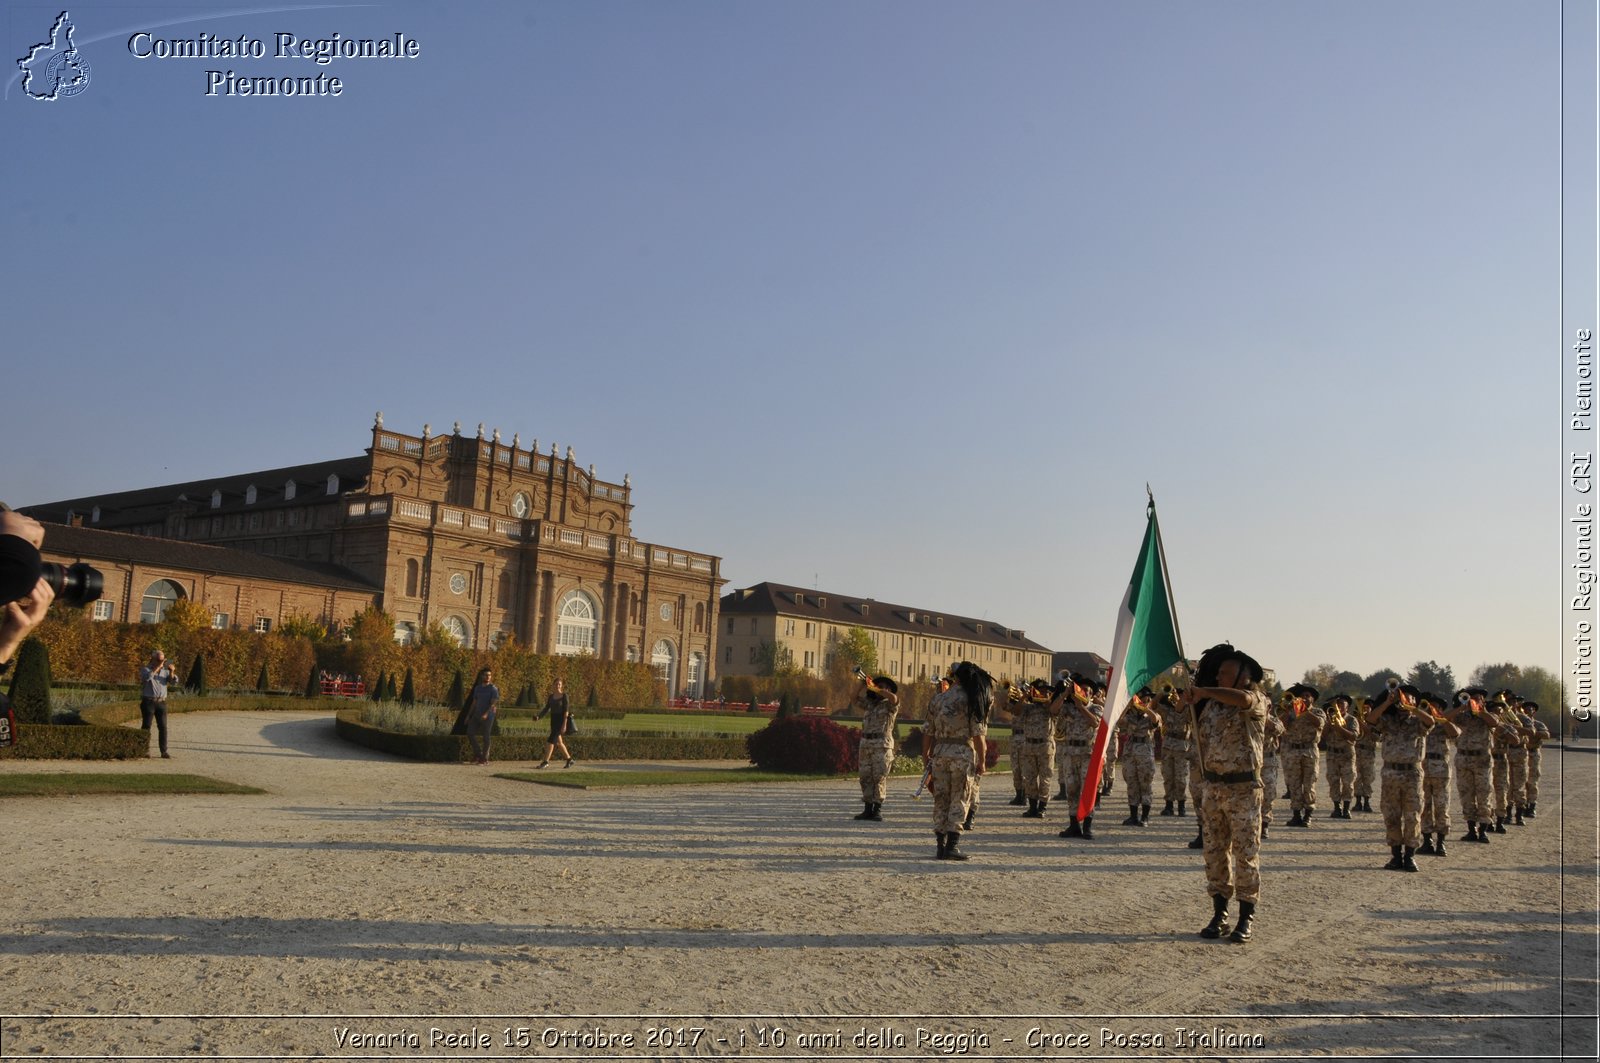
<box><xmin>0</xmin><ymin>711</ymin><xmax>1595</xmax><ymax>1061</ymax></box>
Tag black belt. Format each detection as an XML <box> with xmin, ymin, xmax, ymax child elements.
<box><xmin>1384</xmin><ymin>761</ymin><xmax>1418</xmax><ymax>769</ymax></box>
<box><xmin>862</xmin><ymin>733</ymin><xmax>890</xmax><ymax>740</ymax></box>
<box><xmin>1064</xmin><ymin>741</ymin><xmax>1089</xmax><ymax>748</ymax></box>
<box><xmin>1425</xmin><ymin>753</ymin><xmax>1446</xmax><ymax>760</ymax></box>
<box><xmin>1457</xmin><ymin>750</ymin><xmax>1487</xmax><ymax>757</ymax></box>
<box><xmin>1023</xmin><ymin>737</ymin><xmax>1050</xmax><ymax>744</ymax></box>
<box><xmin>1203</xmin><ymin>769</ymin><xmax>1258</xmax><ymax>784</ymax></box>
<box><xmin>1287</xmin><ymin>743</ymin><xmax>1314</xmax><ymax>750</ymax></box>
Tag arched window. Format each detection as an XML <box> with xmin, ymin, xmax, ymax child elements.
<box><xmin>687</xmin><ymin>651</ymin><xmax>704</xmax><ymax>698</ymax></box>
<box><xmin>405</xmin><ymin>559</ymin><xmax>419</xmax><ymax>597</ymax></box>
<box><xmin>393</xmin><ymin>621</ymin><xmax>417</xmax><ymax>646</ymax></box>
<box><xmin>693</xmin><ymin>602</ymin><xmax>705</xmax><ymax>633</ymax></box>
<box><xmin>555</xmin><ymin>590</ymin><xmax>599</xmax><ymax>656</ymax></box>
<box><xmin>441</xmin><ymin>615</ymin><xmax>471</xmax><ymax>648</ymax></box>
<box><xmin>139</xmin><ymin>579</ymin><xmax>185</xmax><ymax>624</ymax></box>
<box><xmin>652</xmin><ymin>639</ymin><xmax>677</xmax><ymax>695</ymax></box>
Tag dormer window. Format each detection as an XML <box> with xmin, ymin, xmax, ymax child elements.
<box><xmin>245</xmin><ymin>485</ymin><xmax>257</xmax><ymax>505</ymax></box>
<box><xmin>284</xmin><ymin>480</ymin><xmax>297</xmax><ymax>501</ymax></box>
<box><xmin>91</xmin><ymin>506</ymin><xmax>100</xmax><ymax>523</ymax></box>
<box><xmin>795</xmin><ymin>593</ymin><xmax>805</xmax><ymax>607</ymax></box>
<box><xmin>907</xmin><ymin>611</ymin><xmax>917</xmax><ymax>623</ymax></box>
<box><xmin>211</xmin><ymin>490</ymin><xmax>221</xmax><ymax>509</ymax></box>
<box><xmin>975</xmin><ymin>623</ymin><xmax>984</xmax><ymax>635</ymax></box>
<box><xmin>817</xmin><ymin>597</ymin><xmax>827</xmax><ymax>608</ymax></box>
<box><xmin>860</xmin><ymin>603</ymin><xmax>869</xmax><ymax>616</ymax></box>
<box><xmin>326</xmin><ymin>474</ymin><xmax>340</xmax><ymax>495</ymax></box>
<box><xmin>934</xmin><ymin>617</ymin><xmax>943</xmax><ymax>628</ymax></box>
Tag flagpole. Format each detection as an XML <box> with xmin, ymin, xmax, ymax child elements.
<box><xmin>1147</xmin><ymin>485</ymin><xmax>1187</xmax><ymax>665</ymax></box>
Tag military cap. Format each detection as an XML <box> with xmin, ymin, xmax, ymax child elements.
<box><xmin>1287</xmin><ymin>683</ymin><xmax>1319</xmax><ymax>701</ymax></box>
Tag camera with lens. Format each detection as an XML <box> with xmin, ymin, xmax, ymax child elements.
<box><xmin>39</xmin><ymin>562</ymin><xmax>103</xmax><ymax>608</ymax></box>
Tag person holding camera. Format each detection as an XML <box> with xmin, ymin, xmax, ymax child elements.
<box><xmin>1363</xmin><ymin>681</ymin><xmax>1435</xmax><ymax>872</ymax></box>
<box><xmin>851</xmin><ymin>671</ymin><xmax>900</xmax><ymax>821</ymax></box>
<box><xmin>1185</xmin><ymin>642</ymin><xmax>1269</xmax><ymax>944</ymax></box>
<box><xmin>138</xmin><ymin>649</ymin><xmax>178</xmax><ymax>758</ymax></box>
<box><xmin>0</xmin><ymin>510</ymin><xmax>56</xmax><ymax>672</ymax></box>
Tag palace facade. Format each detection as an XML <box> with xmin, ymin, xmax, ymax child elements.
<box><xmin>24</xmin><ymin>414</ymin><xmax>726</xmax><ymax>696</ymax></box>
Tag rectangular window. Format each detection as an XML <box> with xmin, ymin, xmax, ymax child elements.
<box><xmin>804</xmin><ymin>622</ymin><xmax>815</xmax><ymax>638</ymax></box>
<box><xmin>803</xmin><ymin>650</ymin><xmax>815</xmax><ymax>669</ymax></box>
<box><xmin>253</xmin><ymin>616</ymin><xmax>272</xmax><ymax>633</ymax></box>
<box><xmin>783</xmin><ymin>619</ymin><xmax>795</xmax><ymax>636</ymax></box>
<box><xmin>213</xmin><ymin>612</ymin><xmax>229</xmax><ymax>629</ymax></box>
<box><xmin>727</xmin><ymin>618</ymin><xmax>734</xmax><ymax>634</ymax></box>
<box><xmin>748</xmin><ymin>646</ymin><xmax>758</xmax><ymax>664</ymax></box>
<box><xmin>91</xmin><ymin>600</ymin><xmax>113</xmax><ymax>621</ymax></box>
<box><xmin>724</xmin><ymin>647</ymin><xmax>732</xmax><ymax>664</ymax></box>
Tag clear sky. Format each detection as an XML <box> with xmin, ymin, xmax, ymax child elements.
<box><xmin>3</xmin><ymin>0</ymin><xmax>1566</xmax><ymax>691</ymax></box>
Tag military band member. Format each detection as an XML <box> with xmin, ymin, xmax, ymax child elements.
<box><xmin>1055</xmin><ymin>674</ymin><xmax>1103</xmax><ymax>840</ymax></box>
<box><xmin>1450</xmin><ymin>687</ymin><xmax>1496</xmax><ymax>843</ymax></box>
<box><xmin>1323</xmin><ymin>695</ymin><xmax>1361</xmax><ymax>818</ymax></box>
<box><xmin>1156</xmin><ymin>687</ymin><xmax>1192</xmax><ymax>816</ymax></box>
<box><xmin>1281</xmin><ymin>684</ymin><xmax>1326</xmax><ymax>827</ymax></box>
<box><xmin>1521</xmin><ymin>701</ymin><xmax>1550</xmax><ymax>817</ymax></box>
<box><xmin>921</xmin><ymin>661</ymin><xmax>992</xmax><ymax>860</ymax></box>
<box><xmin>1186</xmin><ymin>643</ymin><xmax>1269</xmax><ymax>945</ymax></box>
<box><xmin>1118</xmin><ymin>688</ymin><xmax>1164</xmax><ymax>825</ymax></box>
<box><xmin>1015</xmin><ymin>679</ymin><xmax>1061</xmax><ymax>818</ymax></box>
<box><xmin>1008</xmin><ymin>683</ymin><xmax>1028</xmax><ymax>806</ymax></box>
<box><xmin>1418</xmin><ymin>693</ymin><xmax>1461</xmax><ymax>855</ymax></box>
<box><xmin>1353</xmin><ymin>696</ymin><xmax>1380</xmax><ymax>813</ymax></box>
<box><xmin>1053</xmin><ymin>680</ymin><xmax>1074</xmax><ymax>801</ymax></box>
<box><xmin>1258</xmin><ymin>703</ymin><xmax>1286</xmax><ymax>838</ymax></box>
<box><xmin>1500</xmin><ymin>692</ymin><xmax>1531</xmax><ymax>827</ymax></box>
<box><xmin>851</xmin><ymin>673</ymin><xmax>900</xmax><ymax>822</ymax></box>
<box><xmin>1487</xmin><ymin>692</ymin><xmax>1519</xmax><ymax>834</ymax></box>
<box><xmin>1366</xmin><ymin>683</ymin><xmax>1435</xmax><ymax>872</ymax></box>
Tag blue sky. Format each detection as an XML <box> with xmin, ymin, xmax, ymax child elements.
<box><xmin>3</xmin><ymin>0</ymin><xmax>1572</xmax><ymax>690</ymax></box>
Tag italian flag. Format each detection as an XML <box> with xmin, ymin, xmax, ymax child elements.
<box><xmin>1076</xmin><ymin>497</ymin><xmax>1185</xmax><ymax>821</ymax></box>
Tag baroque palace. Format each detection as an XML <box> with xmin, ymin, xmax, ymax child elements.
<box><xmin>23</xmin><ymin>414</ymin><xmax>726</xmax><ymax>696</ymax></box>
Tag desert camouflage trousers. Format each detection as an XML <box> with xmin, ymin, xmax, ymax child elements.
<box><xmin>1381</xmin><ymin>766</ymin><xmax>1424</xmax><ymax>847</ymax></box>
<box><xmin>1283</xmin><ymin>750</ymin><xmax>1319</xmax><ymax>812</ymax></box>
<box><xmin>859</xmin><ymin>738</ymin><xmax>894</xmax><ymax>802</ymax></box>
<box><xmin>1160</xmin><ymin>747</ymin><xmax>1190</xmax><ymax>802</ymax></box>
<box><xmin>1506</xmin><ymin>750</ymin><xmax>1528</xmax><ymax>813</ymax></box>
<box><xmin>1455</xmin><ymin>752</ymin><xmax>1494</xmax><ymax>823</ymax></box>
<box><xmin>1325</xmin><ymin>748</ymin><xmax>1356</xmax><ymax>803</ymax></box>
<box><xmin>1059</xmin><ymin>749</ymin><xmax>1094</xmax><ymax>811</ymax></box>
<box><xmin>1259</xmin><ymin>754</ymin><xmax>1280</xmax><ymax>827</ymax></box>
<box><xmin>1199</xmin><ymin>780</ymin><xmax>1262</xmax><ymax>903</ymax></box>
<box><xmin>1422</xmin><ymin>770</ymin><xmax>1452</xmax><ymax>833</ymax></box>
<box><xmin>1121</xmin><ymin>748</ymin><xmax>1155</xmax><ymax>806</ymax></box>
<box><xmin>1525</xmin><ymin>749</ymin><xmax>1542</xmax><ymax>805</ymax></box>
<box><xmin>929</xmin><ymin>754</ymin><xmax>975</xmax><ymax>834</ymax></box>
<box><xmin>1010</xmin><ymin>732</ymin><xmax>1024</xmax><ymax>792</ymax></box>
<box><xmin>1354</xmin><ymin>747</ymin><xmax>1378</xmax><ymax>798</ymax></box>
<box><xmin>1491</xmin><ymin>754</ymin><xmax>1509</xmax><ymax>814</ymax></box>
<box><xmin>1017</xmin><ymin>739</ymin><xmax>1055</xmax><ymax>800</ymax></box>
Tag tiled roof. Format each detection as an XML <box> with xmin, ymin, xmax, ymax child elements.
<box><xmin>720</xmin><ymin>581</ymin><xmax>1052</xmax><ymax>653</ymax></box>
<box><xmin>40</xmin><ymin>524</ymin><xmax>380</xmax><ymax>592</ymax></box>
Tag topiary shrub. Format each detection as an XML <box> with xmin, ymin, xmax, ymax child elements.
<box><xmin>186</xmin><ymin>654</ymin><xmax>208</xmax><ymax>696</ymax></box>
<box><xmin>586</xmin><ymin>685</ymin><xmax>599</xmax><ymax>708</ymax></box>
<box><xmin>7</xmin><ymin>638</ymin><xmax>52</xmax><ymax>725</ymax></box>
<box><xmin>255</xmin><ymin>662</ymin><xmax>270</xmax><ymax>692</ymax></box>
<box><xmin>445</xmin><ymin>669</ymin><xmax>464</xmax><ymax>710</ymax></box>
<box><xmin>746</xmin><ymin>716</ymin><xmax>859</xmax><ymax>774</ymax></box>
<box><xmin>304</xmin><ymin>666</ymin><xmax>321</xmax><ymax>698</ymax></box>
<box><xmin>401</xmin><ymin>667</ymin><xmax>416</xmax><ymax>705</ymax></box>
<box><xmin>385</xmin><ymin>673</ymin><xmax>398</xmax><ymax>700</ymax></box>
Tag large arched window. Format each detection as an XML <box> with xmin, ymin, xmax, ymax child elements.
<box><xmin>555</xmin><ymin>590</ymin><xmax>599</xmax><ymax>655</ymax></box>
<box><xmin>652</xmin><ymin>639</ymin><xmax>677</xmax><ymax>695</ymax></box>
<box><xmin>139</xmin><ymin>579</ymin><xmax>185</xmax><ymax>624</ymax></box>
<box><xmin>441</xmin><ymin>615</ymin><xmax>471</xmax><ymax>648</ymax></box>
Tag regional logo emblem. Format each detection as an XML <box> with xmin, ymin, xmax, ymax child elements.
<box><xmin>18</xmin><ymin>11</ymin><xmax>92</xmax><ymax>101</ymax></box>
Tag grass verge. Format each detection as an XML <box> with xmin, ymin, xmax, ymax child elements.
<box><xmin>0</xmin><ymin>773</ymin><xmax>266</xmax><ymax>797</ymax></box>
<box><xmin>496</xmin><ymin>766</ymin><xmax>843</xmax><ymax>789</ymax></box>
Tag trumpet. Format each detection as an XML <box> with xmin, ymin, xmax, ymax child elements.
<box><xmin>852</xmin><ymin>667</ymin><xmax>876</xmax><ymax>692</ymax></box>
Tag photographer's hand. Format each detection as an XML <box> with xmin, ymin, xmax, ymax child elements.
<box><xmin>0</xmin><ymin>512</ymin><xmax>44</xmax><ymax>550</ymax></box>
<box><xmin>0</xmin><ymin>578</ymin><xmax>55</xmax><ymax>666</ymax></box>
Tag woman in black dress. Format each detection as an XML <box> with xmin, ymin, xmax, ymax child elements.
<box><xmin>535</xmin><ymin>677</ymin><xmax>574</xmax><ymax>768</ymax></box>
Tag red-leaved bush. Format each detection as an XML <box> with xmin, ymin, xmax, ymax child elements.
<box><xmin>902</xmin><ymin>725</ymin><xmax>1002</xmax><ymax>770</ymax></box>
<box><xmin>746</xmin><ymin>716</ymin><xmax>859</xmax><ymax>774</ymax></box>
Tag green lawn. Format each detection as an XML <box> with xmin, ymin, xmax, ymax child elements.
<box><xmin>0</xmin><ymin>773</ymin><xmax>266</xmax><ymax>797</ymax></box>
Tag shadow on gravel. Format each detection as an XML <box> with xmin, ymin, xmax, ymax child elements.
<box><xmin>257</xmin><ymin>718</ymin><xmax>403</xmax><ymax>762</ymax></box>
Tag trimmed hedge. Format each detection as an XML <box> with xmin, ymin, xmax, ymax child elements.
<box><xmin>0</xmin><ymin>722</ymin><xmax>149</xmax><ymax>760</ymax></box>
<box><xmin>335</xmin><ymin>709</ymin><xmax>748</xmax><ymax>763</ymax></box>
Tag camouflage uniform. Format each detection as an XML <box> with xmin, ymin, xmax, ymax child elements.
<box><xmin>1259</xmin><ymin>713</ymin><xmax>1286</xmax><ymax>832</ymax></box>
<box><xmin>1157</xmin><ymin>697</ymin><xmax>1192</xmax><ymax>809</ymax></box>
<box><xmin>1009</xmin><ymin>713</ymin><xmax>1025</xmax><ymax>798</ymax></box>
<box><xmin>1354</xmin><ymin>720</ymin><xmax>1380</xmax><ymax>808</ymax></box>
<box><xmin>1378</xmin><ymin>707</ymin><xmax>1434</xmax><ymax>849</ymax></box>
<box><xmin>1503</xmin><ymin>711</ymin><xmax>1530</xmax><ymax>822</ymax></box>
<box><xmin>1489</xmin><ymin>720</ymin><xmax>1512</xmax><ymax>826</ymax></box>
<box><xmin>1016</xmin><ymin>696</ymin><xmax>1060</xmax><ymax>802</ymax></box>
<box><xmin>1453</xmin><ymin>707</ymin><xmax>1497</xmax><ymax>828</ymax></box>
<box><xmin>1323</xmin><ymin>711</ymin><xmax>1359</xmax><ymax>810</ymax></box>
<box><xmin>1421</xmin><ymin>723</ymin><xmax>1454</xmax><ymax>836</ymax></box>
<box><xmin>856</xmin><ymin>691</ymin><xmax>899</xmax><ymax>805</ymax></box>
<box><xmin>1052</xmin><ymin>708</ymin><xmax>1074</xmax><ymax>798</ymax></box>
<box><xmin>1281</xmin><ymin>705</ymin><xmax>1327</xmax><ymax>821</ymax></box>
<box><xmin>1118</xmin><ymin>708</ymin><xmax>1160</xmax><ymax>815</ymax></box>
<box><xmin>1195</xmin><ymin>688</ymin><xmax>1268</xmax><ymax>904</ymax></box>
<box><xmin>1524</xmin><ymin>715</ymin><xmax>1551</xmax><ymax>810</ymax></box>
<box><xmin>925</xmin><ymin>686</ymin><xmax>987</xmax><ymax>835</ymax></box>
<box><xmin>1057</xmin><ymin>700</ymin><xmax>1103</xmax><ymax>819</ymax></box>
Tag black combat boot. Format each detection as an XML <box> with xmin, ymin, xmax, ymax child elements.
<box><xmin>1475</xmin><ymin>821</ymin><xmax>1491</xmax><ymax>844</ymax></box>
<box><xmin>865</xmin><ymin>802</ymin><xmax>883</xmax><ymax>821</ymax></box>
<box><xmin>1229</xmin><ymin>900</ymin><xmax>1255</xmax><ymax>943</ymax></box>
<box><xmin>1140</xmin><ymin>803</ymin><xmax>1151</xmax><ymax>824</ymax></box>
<box><xmin>1037</xmin><ymin>797</ymin><xmax>1048</xmax><ymax>817</ymax></box>
<box><xmin>1060</xmin><ymin>816</ymin><xmax>1081</xmax><ymax>839</ymax></box>
<box><xmin>1385</xmin><ymin>844</ymin><xmax>1405</xmax><ymax>871</ymax></box>
<box><xmin>1057</xmin><ymin>783</ymin><xmax>1068</xmax><ymax>800</ymax></box>
<box><xmin>1122</xmin><ymin>805</ymin><xmax>1141</xmax><ymax>826</ymax></box>
<box><xmin>1160</xmin><ymin>800</ymin><xmax>1175</xmax><ymax>816</ymax></box>
<box><xmin>1418</xmin><ymin>833</ymin><xmax>1435</xmax><ymax>854</ymax></box>
<box><xmin>934</xmin><ymin>832</ymin><xmax>946</xmax><ymax>859</ymax></box>
<box><xmin>943</xmin><ymin>830</ymin><xmax>969</xmax><ymax>861</ymax></box>
<box><xmin>1401</xmin><ymin>846</ymin><xmax>1419</xmax><ymax>872</ymax></box>
<box><xmin>1022</xmin><ymin>797</ymin><xmax>1038</xmax><ymax>818</ymax></box>
<box><xmin>1513</xmin><ymin>806</ymin><xmax>1525</xmax><ymax>826</ymax></box>
<box><xmin>1342</xmin><ymin>801</ymin><xmax>1353</xmax><ymax>818</ymax></box>
<box><xmin>1462</xmin><ymin>822</ymin><xmax>1479</xmax><ymax>842</ymax></box>
<box><xmin>963</xmin><ymin>807</ymin><xmax>976</xmax><ymax>832</ymax></box>
<box><xmin>1259</xmin><ymin>820</ymin><xmax>1270</xmax><ymax>839</ymax></box>
<box><xmin>1434</xmin><ymin>834</ymin><xmax>1447</xmax><ymax>856</ymax></box>
<box><xmin>1187</xmin><ymin>824</ymin><xmax>1204</xmax><ymax>849</ymax></box>
<box><xmin>1301</xmin><ymin>808</ymin><xmax>1313</xmax><ymax>826</ymax></box>
<box><xmin>1199</xmin><ymin>893</ymin><xmax>1231</xmax><ymax>939</ymax></box>
<box><xmin>854</xmin><ymin>802</ymin><xmax>874</xmax><ymax>821</ymax></box>
<box><xmin>1526</xmin><ymin>801</ymin><xmax>1537</xmax><ymax>818</ymax></box>
<box><xmin>1287</xmin><ymin>809</ymin><xmax>1304</xmax><ymax>828</ymax></box>
<box><xmin>1178</xmin><ymin>799</ymin><xmax>1187</xmax><ymax>816</ymax></box>
<box><xmin>1493</xmin><ymin>816</ymin><xmax>1506</xmax><ymax>834</ymax></box>
<box><xmin>1080</xmin><ymin>815</ymin><xmax>1096</xmax><ymax>840</ymax></box>
<box><xmin>1009</xmin><ymin>789</ymin><xmax>1027</xmax><ymax>806</ymax></box>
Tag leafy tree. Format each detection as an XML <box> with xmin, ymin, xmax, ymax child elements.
<box><xmin>1330</xmin><ymin>671</ymin><xmax>1364</xmax><ymax>696</ymax></box>
<box><xmin>400</xmin><ymin>667</ymin><xmax>416</xmax><ymax>705</ymax></box>
<box><xmin>1469</xmin><ymin>662</ymin><xmax>1524</xmax><ymax>696</ymax></box>
<box><xmin>1517</xmin><ymin>665</ymin><xmax>1567</xmax><ymax>716</ymax></box>
<box><xmin>186</xmin><ymin>654</ymin><xmax>207</xmax><ymax>696</ymax></box>
<box><xmin>1362</xmin><ymin>668</ymin><xmax>1402</xmax><ymax>697</ymax></box>
<box><xmin>256</xmin><ymin>662</ymin><xmax>270</xmax><ymax>692</ymax></box>
<box><xmin>828</xmin><ymin>626</ymin><xmax>878</xmax><ymax>676</ymax></box>
<box><xmin>1302</xmin><ymin>663</ymin><xmax>1341</xmax><ymax>691</ymax></box>
<box><xmin>1405</xmin><ymin>660</ymin><xmax>1456</xmax><ymax>697</ymax></box>
<box><xmin>278</xmin><ymin>613</ymin><xmax>330</xmax><ymax>641</ymax></box>
<box><xmin>7</xmin><ymin>638</ymin><xmax>52</xmax><ymax>724</ymax></box>
<box><xmin>160</xmin><ymin>598</ymin><xmax>213</xmax><ymax>634</ymax></box>
<box><xmin>755</xmin><ymin>640</ymin><xmax>800</xmax><ymax>678</ymax></box>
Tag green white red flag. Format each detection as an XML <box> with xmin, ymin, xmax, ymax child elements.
<box><xmin>1076</xmin><ymin>494</ymin><xmax>1185</xmax><ymax>821</ymax></box>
